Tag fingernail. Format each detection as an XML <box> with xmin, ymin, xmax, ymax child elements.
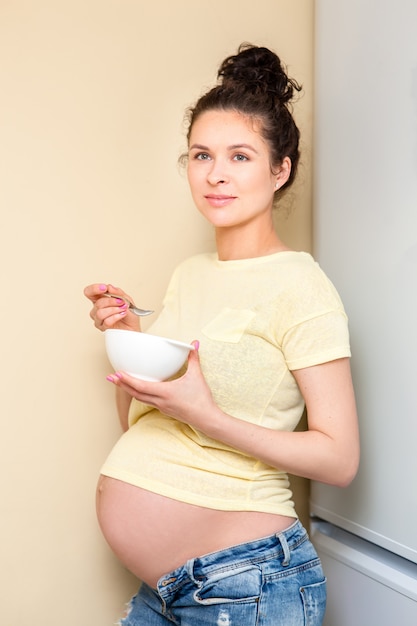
<box><xmin>194</xmin><ymin>340</ymin><xmax>200</xmax><ymax>350</ymax></box>
<box><xmin>106</xmin><ymin>375</ymin><xmax>114</xmax><ymax>382</ymax></box>
<box><xmin>114</xmin><ymin>372</ymin><xmax>123</xmax><ymax>379</ymax></box>
<box><xmin>99</xmin><ymin>284</ymin><xmax>107</xmax><ymax>291</ymax></box>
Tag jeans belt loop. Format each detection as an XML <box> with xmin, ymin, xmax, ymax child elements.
<box><xmin>185</xmin><ymin>557</ymin><xmax>200</xmax><ymax>585</ymax></box>
<box><xmin>276</xmin><ymin>529</ymin><xmax>291</xmax><ymax>566</ymax></box>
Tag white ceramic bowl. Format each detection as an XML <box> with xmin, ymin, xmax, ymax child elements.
<box><xmin>105</xmin><ymin>329</ymin><xmax>194</xmax><ymax>381</ymax></box>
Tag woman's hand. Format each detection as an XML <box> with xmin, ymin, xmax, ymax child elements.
<box><xmin>106</xmin><ymin>341</ymin><xmax>220</xmax><ymax>431</ymax></box>
<box><xmin>84</xmin><ymin>283</ymin><xmax>141</xmax><ymax>332</ymax></box>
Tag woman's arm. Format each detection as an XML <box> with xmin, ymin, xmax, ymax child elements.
<box><xmin>114</xmin><ymin>387</ymin><xmax>132</xmax><ymax>432</ymax></box>
<box><xmin>107</xmin><ymin>349</ymin><xmax>360</xmax><ymax>487</ymax></box>
<box><xmin>207</xmin><ymin>357</ymin><xmax>359</xmax><ymax>487</ymax></box>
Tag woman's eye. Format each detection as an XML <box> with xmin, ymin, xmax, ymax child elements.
<box><xmin>194</xmin><ymin>152</ymin><xmax>211</xmax><ymax>160</ymax></box>
<box><xmin>233</xmin><ymin>153</ymin><xmax>248</xmax><ymax>161</ymax></box>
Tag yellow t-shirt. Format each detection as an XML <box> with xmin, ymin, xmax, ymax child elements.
<box><xmin>101</xmin><ymin>251</ymin><xmax>351</xmax><ymax>517</ymax></box>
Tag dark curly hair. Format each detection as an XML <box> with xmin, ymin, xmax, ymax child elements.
<box><xmin>183</xmin><ymin>44</ymin><xmax>302</xmax><ymax>196</ymax></box>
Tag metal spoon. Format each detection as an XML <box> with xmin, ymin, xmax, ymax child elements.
<box><xmin>101</xmin><ymin>293</ymin><xmax>154</xmax><ymax>317</ymax></box>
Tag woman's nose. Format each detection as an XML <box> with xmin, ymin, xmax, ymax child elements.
<box><xmin>207</xmin><ymin>160</ymin><xmax>228</xmax><ymax>185</ymax></box>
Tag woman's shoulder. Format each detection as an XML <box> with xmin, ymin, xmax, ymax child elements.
<box><xmin>277</xmin><ymin>251</ymin><xmax>337</xmax><ymax>285</ymax></box>
<box><xmin>266</xmin><ymin>251</ymin><xmax>347</xmax><ymax>316</ymax></box>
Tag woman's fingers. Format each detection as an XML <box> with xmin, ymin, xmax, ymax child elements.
<box><xmin>84</xmin><ymin>283</ymin><xmax>139</xmax><ymax>331</ymax></box>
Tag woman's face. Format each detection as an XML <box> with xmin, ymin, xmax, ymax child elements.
<box><xmin>187</xmin><ymin>109</ymin><xmax>290</xmax><ymax>230</ymax></box>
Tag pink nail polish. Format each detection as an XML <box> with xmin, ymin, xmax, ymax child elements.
<box><xmin>106</xmin><ymin>375</ymin><xmax>114</xmax><ymax>382</ymax></box>
<box><xmin>99</xmin><ymin>284</ymin><xmax>107</xmax><ymax>291</ymax></box>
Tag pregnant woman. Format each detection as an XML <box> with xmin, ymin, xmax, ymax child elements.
<box><xmin>84</xmin><ymin>43</ymin><xmax>359</xmax><ymax>626</ymax></box>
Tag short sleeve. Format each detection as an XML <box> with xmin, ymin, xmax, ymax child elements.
<box><xmin>276</xmin><ymin>263</ymin><xmax>351</xmax><ymax>370</ymax></box>
<box><xmin>283</xmin><ymin>310</ymin><xmax>351</xmax><ymax>370</ymax></box>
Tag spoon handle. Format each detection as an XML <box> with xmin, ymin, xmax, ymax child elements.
<box><xmin>101</xmin><ymin>292</ymin><xmax>154</xmax><ymax>317</ymax></box>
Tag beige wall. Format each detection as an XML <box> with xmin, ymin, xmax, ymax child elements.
<box><xmin>0</xmin><ymin>1</ymin><xmax>314</xmax><ymax>623</ymax></box>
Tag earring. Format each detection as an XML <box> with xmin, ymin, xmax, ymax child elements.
<box><xmin>275</xmin><ymin>182</ymin><xmax>280</xmax><ymax>189</ymax></box>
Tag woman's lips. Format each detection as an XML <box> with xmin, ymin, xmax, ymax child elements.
<box><xmin>204</xmin><ymin>194</ymin><xmax>236</xmax><ymax>207</ymax></box>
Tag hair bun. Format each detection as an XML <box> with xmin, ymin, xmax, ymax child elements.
<box><xmin>218</xmin><ymin>43</ymin><xmax>300</xmax><ymax>106</ymax></box>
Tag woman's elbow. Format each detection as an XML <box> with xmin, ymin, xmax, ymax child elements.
<box><xmin>330</xmin><ymin>450</ymin><xmax>360</xmax><ymax>488</ymax></box>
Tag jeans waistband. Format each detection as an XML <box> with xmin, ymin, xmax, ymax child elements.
<box><xmin>158</xmin><ymin>519</ymin><xmax>307</xmax><ymax>591</ymax></box>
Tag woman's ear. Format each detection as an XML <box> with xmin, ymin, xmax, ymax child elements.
<box><xmin>274</xmin><ymin>156</ymin><xmax>292</xmax><ymax>190</ymax></box>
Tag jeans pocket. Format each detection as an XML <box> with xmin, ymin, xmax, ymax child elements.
<box><xmin>194</xmin><ymin>563</ymin><xmax>262</xmax><ymax>605</ymax></box>
<box><xmin>300</xmin><ymin>578</ymin><xmax>327</xmax><ymax>626</ymax></box>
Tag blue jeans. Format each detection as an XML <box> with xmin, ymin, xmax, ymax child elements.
<box><xmin>119</xmin><ymin>520</ymin><xmax>326</xmax><ymax>625</ymax></box>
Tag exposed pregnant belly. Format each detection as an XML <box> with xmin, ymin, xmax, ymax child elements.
<box><xmin>97</xmin><ymin>474</ymin><xmax>294</xmax><ymax>588</ymax></box>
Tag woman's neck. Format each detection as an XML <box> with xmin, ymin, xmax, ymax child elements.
<box><xmin>215</xmin><ymin>225</ymin><xmax>290</xmax><ymax>261</ymax></box>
